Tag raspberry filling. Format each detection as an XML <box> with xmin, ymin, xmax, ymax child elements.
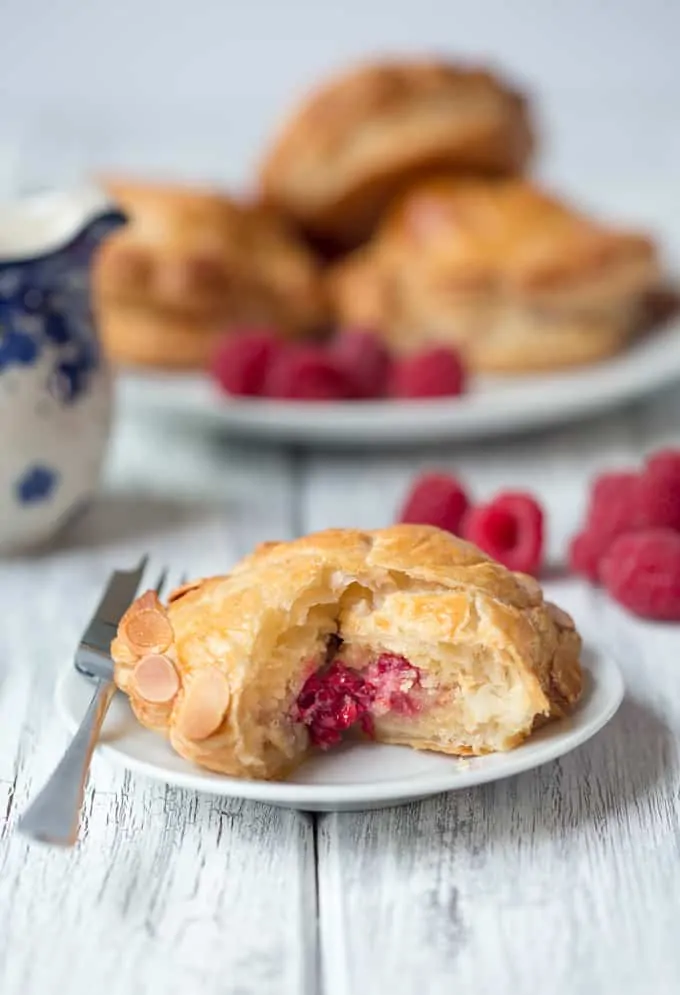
<box><xmin>291</xmin><ymin>653</ymin><xmax>422</xmax><ymax>749</ymax></box>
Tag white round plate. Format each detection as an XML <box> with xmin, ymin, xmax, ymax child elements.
<box><xmin>57</xmin><ymin>646</ymin><xmax>623</xmax><ymax>812</ymax></box>
<box><xmin>118</xmin><ymin>322</ymin><xmax>680</xmax><ymax>446</ymax></box>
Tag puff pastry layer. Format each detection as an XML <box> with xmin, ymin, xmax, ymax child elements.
<box><xmin>328</xmin><ymin>177</ymin><xmax>663</xmax><ymax>371</ymax></box>
<box><xmin>94</xmin><ymin>180</ymin><xmax>327</xmax><ymax>369</ymax></box>
<box><xmin>259</xmin><ymin>60</ymin><xmax>533</xmax><ymax>246</ymax></box>
<box><xmin>111</xmin><ymin>525</ymin><xmax>583</xmax><ymax>780</ymax></box>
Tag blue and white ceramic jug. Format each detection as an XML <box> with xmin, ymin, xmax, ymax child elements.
<box><xmin>0</xmin><ymin>188</ymin><xmax>124</xmax><ymax>552</ymax></box>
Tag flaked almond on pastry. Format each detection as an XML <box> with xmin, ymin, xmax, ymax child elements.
<box><xmin>111</xmin><ymin>526</ymin><xmax>583</xmax><ymax>781</ymax></box>
<box><xmin>328</xmin><ymin>177</ymin><xmax>666</xmax><ymax>373</ymax></box>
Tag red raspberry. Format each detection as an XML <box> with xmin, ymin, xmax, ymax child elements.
<box><xmin>600</xmin><ymin>529</ymin><xmax>680</xmax><ymax>620</ymax></box>
<box><xmin>639</xmin><ymin>452</ymin><xmax>680</xmax><ymax>532</ymax></box>
<box><xmin>463</xmin><ymin>492</ymin><xmax>544</xmax><ymax>574</ymax></box>
<box><xmin>211</xmin><ymin>329</ymin><xmax>282</xmax><ymax>397</ymax></box>
<box><xmin>645</xmin><ymin>449</ymin><xmax>680</xmax><ymax>476</ymax></box>
<box><xmin>263</xmin><ymin>346</ymin><xmax>353</xmax><ymax>401</ymax></box>
<box><xmin>399</xmin><ymin>472</ymin><xmax>470</xmax><ymax>534</ymax></box>
<box><xmin>588</xmin><ymin>471</ymin><xmax>642</xmax><ymax>524</ymax></box>
<box><xmin>568</xmin><ymin>531</ymin><xmax>602</xmax><ymax>583</ymax></box>
<box><xmin>292</xmin><ymin>662</ymin><xmax>376</xmax><ymax>749</ymax></box>
<box><xmin>331</xmin><ymin>328</ymin><xmax>392</xmax><ymax>399</ymax></box>
<box><xmin>389</xmin><ymin>346</ymin><xmax>466</xmax><ymax>399</ymax></box>
<box><xmin>568</xmin><ymin>471</ymin><xmax>644</xmax><ymax>581</ymax></box>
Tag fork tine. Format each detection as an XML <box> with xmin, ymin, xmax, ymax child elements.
<box><xmin>18</xmin><ymin>555</ymin><xmax>155</xmax><ymax>846</ymax></box>
<box><xmin>154</xmin><ymin>567</ymin><xmax>169</xmax><ymax>598</ymax></box>
<box><xmin>133</xmin><ymin>553</ymin><xmax>150</xmax><ymax>581</ymax></box>
<box><xmin>89</xmin><ymin>554</ymin><xmax>149</xmax><ymax>629</ymax></box>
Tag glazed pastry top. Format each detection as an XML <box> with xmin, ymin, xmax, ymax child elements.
<box><xmin>261</xmin><ymin>60</ymin><xmax>532</xmax><ymax>178</ymax></box>
<box><xmin>94</xmin><ymin>179</ymin><xmax>326</xmax><ymax>331</ymax></box>
<box><xmin>343</xmin><ymin>177</ymin><xmax>660</xmax><ymax>305</ymax></box>
<box><xmin>112</xmin><ymin>525</ymin><xmax>583</xmax><ymax>737</ymax></box>
<box><xmin>258</xmin><ymin>58</ymin><xmax>534</xmax><ymax>242</ymax></box>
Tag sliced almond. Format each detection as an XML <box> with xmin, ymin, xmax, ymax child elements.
<box><xmin>546</xmin><ymin>601</ymin><xmax>576</xmax><ymax>631</ymax></box>
<box><xmin>132</xmin><ymin>654</ymin><xmax>180</xmax><ymax>703</ymax></box>
<box><xmin>110</xmin><ymin>637</ymin><xmax>139</xmax><ymax>668</ymax></box>
<box><xmin>167</xmin><ymin>579</ymin><xmax>203</xmax><ymax>604</ymax></box>
<box><xmin>120</xmin><ymin>590</ymin><xmax>173</xmax><ymax>654</ymax></box>
<box><xmin>514</xmin><ymin>572</ymin><xmax>542</xmax><ymax>604</ymax></box>
<box><xmin>255</xmin><ymin>540</ymin><xmax>281</xmax><ymax>555</ymax></box>
<box><xmin>177</xmin><ymin>669</ymin><xmax>231</xmax><ymax>741</ymax></box>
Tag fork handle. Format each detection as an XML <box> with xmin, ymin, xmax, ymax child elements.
<box><xmin>18</xmin><ymin>678</ymin><xmax>116</xmax><ymax>846</ymax></box>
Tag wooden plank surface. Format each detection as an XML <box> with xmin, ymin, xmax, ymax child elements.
<box><xmin>305</xmin><ymin>390</ymin><xmax>680</xmax><ymax>995</ymax></box>
<box><xmin>1</xmin><ymin>395</ymin><xmax>680</xmax><ymax>994</ymax></box>
<box><xmin>0</xmin><ymin>424</ymin><xmax>317</xmax><ymax>995</ymax></box>
<box><xmin>316</xmin><ymin>581</ymin><xmax>680</xmax><ymax>995</ymax></box>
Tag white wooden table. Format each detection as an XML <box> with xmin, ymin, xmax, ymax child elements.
<box><xmin>1</xmin><ymin>389</ymin><xmax>680</xmax><ymax>995</ymax></box>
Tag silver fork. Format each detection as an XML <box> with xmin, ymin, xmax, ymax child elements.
<box><xmin>18</xmin><ymin>557</ymin><xmax>168</xmax><ymax>847</ymax></box>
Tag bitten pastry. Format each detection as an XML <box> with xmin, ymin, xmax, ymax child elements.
<box><xmin>93</xmin><ymin>180</ymin><xmax>327</xmax><ymax>369</ymax></box>
<box><xmin>258</xmin><ymin>59</ymin><xmax>533</xmax><ymax>246</ymax></box>
<box><xmin>111</xmin><ymin>526</ymin><xmax>583</xmax><ymax>781</ymax></box>
<box><xmin>328</xmin><ymin>177</ymin><xmax>664</xmax><ymax>372</ymax></box>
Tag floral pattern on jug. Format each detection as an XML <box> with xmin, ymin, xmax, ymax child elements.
<box><xmin>0</xmin><ymin>192</ymin><xmax>125</xmax><ymax>552</ymax></box>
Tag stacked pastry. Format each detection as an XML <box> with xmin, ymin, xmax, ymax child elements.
<box><xmin>259</xmin><ymin>60</ymin><xmax>534</xmax><ymax>247</ymax></box>
<box><xmin>258</xmin><ymin>58</ymin><xmax>665</xmax><ymax>373</ymax></box>
<box><xmin>326</xmin><ymin>176</ymin><xmax>661</xmax><ymax>371</ymax></box>
<box><xmin>94</xmin><ymin>180</ymin><xmax>327</xmax><ymax>369</ymax></box>
<box><xmin>95</xmin><ymin>57</ymin><xmax>668</xmax><ymax>374</ymax></box>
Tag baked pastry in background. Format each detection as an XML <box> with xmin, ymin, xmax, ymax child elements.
<box><xmin>93</xmin><ymin>180</ymin><xmax>327</xmax><ymax>369</ymax></box>
<box><xmin>111</xmin><ymin>525</ymin><xmax>582</xmax><ymax>781</ymax></box>
<box><xmin>258</xmin><ymin>59</ymin><xmax>534</xmax><ymax>247</ymax></box>
<box><xmin>328</xmin><ymin>177</ymin><xmax>664</xmax><ymax>372</ymax></box>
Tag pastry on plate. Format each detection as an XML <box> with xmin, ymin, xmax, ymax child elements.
<box><xmin>93</xmin><ymin>180</ymin><xmax>327</xmax><ymax>369</ymax></box>
<box><xmin>328</xmin><ymin>177</ymin><xmax>664</xmax><ymax>372</ymax></box>
<box><xmin>258</xmin><ymin>59</ymin><xmax>534</xmax><ymax>246</ymax></box>
<box><xmin>111</xmin><ymin>525</ymin><xmax>583</xmax><ymax>781</ymax></box>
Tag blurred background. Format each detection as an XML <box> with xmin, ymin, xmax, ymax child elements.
<box><xmin>1</xmin><ymin>0</ymin><xmax>678</xmax><ymax>256</ymax></box>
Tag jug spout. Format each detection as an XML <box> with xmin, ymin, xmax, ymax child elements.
<box><xmin>0</xmin><ymin>187</ymin><xmax>124</xmax><ymax>268</ymax></box>
<box><xmin>0</xmin><ymin>186</ymin><xmax>125</xmax><ymax>404</ymax></box>
<box><xmin>71</xmin><ymin>189</ymin><xmax>127</xmax><ymax>266</ymax></box>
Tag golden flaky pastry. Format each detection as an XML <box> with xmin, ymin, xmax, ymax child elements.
<box><xmin>93</xmin><ymin>180</ymin><xmax>327</xmax><ymax>369</ymax></box>
<box><xmin>111</xmin><ymin>526</ymin><xmax>582</xmax><ymax>781</ymax></box>
<box><xmin>258</xmin><ymin>60</ymin><xmax>533</xmax><ymax>246</ymax></box>
<box><xmin>328</xmin><ymin>177</ymin><xmax>664</xmax><ymax>372</ymax></box>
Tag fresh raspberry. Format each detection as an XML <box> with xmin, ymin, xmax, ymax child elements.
<box><xmin>569</xmin><ymin>457</ymin><xmax>680</xmax><ymax>585</ymax></box>
<box><xmin>639</xmin><ymin>452</ymin><xmax>680</xmax><ymax>532</ymax></box>
<box><xmin>399</xmin><ymin>472</ymin><xmax>470</xmax><ymax>534</ymax></box>
<box><xmin>568</xmin><ymin>531</ymin><xmax>602</xmax><ymax>583</ymax></box>
<box><xmin>463</xmin><ymin>492</ymin><xmax>544</xmax><ymax>574</ymax></box>
<box><xmin>263</xmin><ymin>346</ymin><xmax>353</xmax><ymax>401</ymax></box>
<box><xmin>588</xmin><ymin>471</ymin><xmax>642</xmax><ymax>525</ymax></box>
<box><xmin>645</xmin><ymin>449</ymin><xmax>680</xmax><ymax>476</ymax></box>
<box><xmin>211</xmin><ymin>329</ymin><xmax>282</xmax><ymax>397</ymax></box>
<box><xmin>600</xmin><ymin>529</ymin><xmax>680</xmax><ymax>620</ymax></box>
<box><xmin>389</xmin><ymin>346</ymin><xmax>466</xmax><ymax>399</ymax></box>
<box><xmin>568</xmin><ymin>471</ymin><xmax>644</xmax><ymax>581</ymax></box>
<box><xmin>331</xmin><ymin>328</ymin><xmax>392</xmax><ymax>399</ymax></box>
